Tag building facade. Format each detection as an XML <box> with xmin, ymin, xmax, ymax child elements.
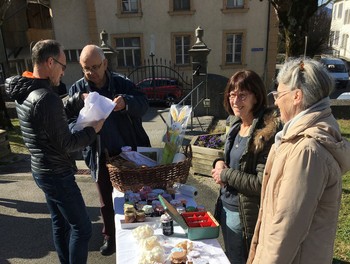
<box><xmin>2</xmin><ymin>0</ymin><xmax>278</xmax><ymax>90</ymax></box>
<box><xmin>330</xmin><ymin>0</ymin><xmax>350</xmax><ymax>61</ymax></box>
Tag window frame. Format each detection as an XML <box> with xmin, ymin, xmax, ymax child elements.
<box><xmin>112</xmin><ymin>33</ymin><xmax>144</xmax><ymax>68</ymax></box>
<box><xmin>116</xmin><ymin>0</ymin><xmax>142</xmax><ymax>18</ymax></box>
<box><xmin>64</xmin><ymin>49</ymin><xmax>82</xmax><ymax>62</ymax></box>
<box><xmin>334</xmin><ymin>31</ymin><xmax>340</xmax><ymax>46</ymax></box>
<box><xmin>221</xmin><ymin>30</ymin><xmax>246</xmax><ymax>68</ymax></box>
<box><xmin>341</xmin><ymin>34</ymin><xmax>349</xmax><ymax>48</ymax></box>
<box><xmin>222</xmin><ymin>0</ymin><xmax>248</xmax><ymax>13</ymax></box>
<box><xmin>171</xmin><ymin>32</ymin><xmax>194</xmax><ymax>67</ymax></box>
<box><xmin>168</xmin><ymin>0</ymin><xmax>195</xmax><ymax>16</ymax></box>
<box><xmin>338</xmin><ymin>2</ymin><xmax>343</xmax><ymax>19</ymax></box>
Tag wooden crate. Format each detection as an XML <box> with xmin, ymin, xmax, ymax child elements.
<box><xmin>0</xmin><ymin>129</ymin><xmax>11</xmax><ymax>158</ymax></box>
<box><xmin>190</xmin><ymin>135</ymin><xmax>224</xmax><ymax>177</ymax></box>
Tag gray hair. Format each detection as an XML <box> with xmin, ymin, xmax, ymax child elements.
<box><xmin>276</xmin><ymin>58</ymin><xmax>334</xmax><ymax>110</ymax></box>
<box><xmin>31</xmin><ymin>39</ymin><xmax>62</xmax><ymax>65</ymax></box>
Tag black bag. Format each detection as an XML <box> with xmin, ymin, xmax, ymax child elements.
<box><xmin>214</xmin><ymin>196</ymin><xmax>223</xmax><ymax>224</ymax></box>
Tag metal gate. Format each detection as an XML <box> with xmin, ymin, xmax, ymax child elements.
<box><xmin>125</xmin><ymin>57</ymin><xmax>192</xmax><ymax>106</ymax></box>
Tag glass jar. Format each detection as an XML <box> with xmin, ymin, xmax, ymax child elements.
<box><xmin>161</xmin><ymin>213</ymin><xmax>173</xmax><ymax>236</ymax></box>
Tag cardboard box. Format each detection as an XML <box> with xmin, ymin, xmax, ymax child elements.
<box><xmin>158</xmin><ymin>195</ymin><xmax>220</xmax><ymax>240</ymax></box>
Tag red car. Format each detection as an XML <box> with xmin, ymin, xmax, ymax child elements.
<box><xmin>136</xmin><ymin>78</ymin><xmax>183</xmax><ymax>106</ymax></box>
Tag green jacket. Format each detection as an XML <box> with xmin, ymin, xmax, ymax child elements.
<box><xmin>218</xmin><ymin>107</ymin><xmax>281</xmax><ymax>254</ymax></box>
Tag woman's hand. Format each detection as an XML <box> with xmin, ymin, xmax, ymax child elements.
<box><xmin>211</xmin><ymin>160</ymin><xmax>227</xmax><ymax>185</ymax></box>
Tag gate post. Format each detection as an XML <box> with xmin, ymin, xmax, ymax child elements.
<box><xmin>100</xmin><ymin>30</ymin><xmax>118</xmax><ymax>72</ymax></box>
<box><xmin>189</xmin><ymin>26</ymin><xmax>211</xmax><ymax>116</ymax></box>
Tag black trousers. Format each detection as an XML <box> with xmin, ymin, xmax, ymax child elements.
<box><xmin>95</xmin><ymin>164</ymin><xmax>115</xmax><ymax>240</ymax></box>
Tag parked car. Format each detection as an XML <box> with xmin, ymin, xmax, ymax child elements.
<box><xmin>320</xmin><ymin>57</ymin><xmax>349</xmax><ymax>89</ymax></box>
<box><xmin>337</xmin><ymin>92</ymin><xmax>350</xmax><ymax>100</ymax></box>
<box><xmin>136</xmin><ymin>77</ymin><xmax>183</xmax><ymax>106</ymax></box>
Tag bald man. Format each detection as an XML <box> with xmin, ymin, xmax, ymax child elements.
<box><xmin>69</xmin><ymin>45</ymin><xmax>150</xmax><ymax>256</ymax></box>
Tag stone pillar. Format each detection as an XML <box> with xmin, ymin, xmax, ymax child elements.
<box><xmin>189</xmin><ymin>27</ymin><xmax>211</xmax><ymax>116</ymax></box>
<box><xmin>100</xmin><ymin>30</ymin><xmax>118</xmax><ymax>71</ymax></box>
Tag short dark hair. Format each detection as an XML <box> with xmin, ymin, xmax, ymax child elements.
<box><xmin>223</xmin><ymin>70</ymin><xmax>267</xmax><ymax>116</ymax></box>
<box><xmin>31</xmin><ymin>39</ymin><xmax>62</xmax><ymax>65</ymax></box>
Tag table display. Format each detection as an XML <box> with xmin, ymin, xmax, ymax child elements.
<box><xmin>113</xmin><ymin>188</ymin><xmax>230</xmax><ymax>264</ymax></box>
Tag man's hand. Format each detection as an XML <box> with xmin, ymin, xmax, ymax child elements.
<box><xmin>81</xmin><ymin>93</ymin><xmax>89</xmax><ymax>101</ymax></box>
<box><xmin>112</xmin><ymin>96</ymin><xmax>126</xmax><ymax>111</ymax></box>
<box><xmin>91</xmin><ymin>119</ymin><xmax>105</xmax><ymax>133</ymax></box>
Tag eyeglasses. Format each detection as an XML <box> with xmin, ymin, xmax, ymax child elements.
<box><xmin>228</xmin><ymin>92</ymin><xmax>249</xmax><ymax>101</ymax></box>
<box><xmin>271</xmin><ymin>90</ymin><xmax>292</xmax><ymax>100</ymax></box>
<box><xmin>81</xmin><ymin>62</ymin><xmax>103</xmax><ymax>73</ymax></box>
<box><xmin>52</xmin><ymin>57</ymin><xmax>66</xmax><ymax>71</ymax></box>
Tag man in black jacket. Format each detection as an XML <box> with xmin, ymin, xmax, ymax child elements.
<box><xmin>69</xmin><ymin>45</ymin><xmax>150</xmax><ymax>256</ymax></box>
<box><xmin>5</xmin><ymin>40</ymin><xmax>104</xmax><ymax>263</ymax></box>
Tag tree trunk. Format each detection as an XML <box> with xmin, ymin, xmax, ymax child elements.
<box><xmin>271</xmin><ymin>0</ymin><xmax>320</xmax><ymax>58</ymax></box>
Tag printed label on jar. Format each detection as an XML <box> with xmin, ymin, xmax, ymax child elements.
<box><xmin>162</xmin><ymin>220</ymin><xmax>174</xmax><ymax>236</ymax></box>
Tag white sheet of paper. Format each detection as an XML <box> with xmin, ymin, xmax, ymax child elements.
<box><xmin>74</xmin><ymin>92</ymin><xmax>116</xmax><ymax>130</ymax></box>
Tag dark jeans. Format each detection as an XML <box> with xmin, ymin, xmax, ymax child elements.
<box><xmin>95</xmin><ymin>164</ymin><xmax>115</xmax><ymax>240</ymax></box>
<box><xmin>33</xmin><ymin>171</ymin><xmax>92</xmax><ymax>264</ymax></box>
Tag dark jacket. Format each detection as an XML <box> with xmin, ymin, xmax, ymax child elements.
<box><xmin>214</xmin><ymin>108</ymin><xmax>281</xmax><ymax>254</ymax></box>
<box><xmin>69</xmin><ymin>71</ymin><xmax>150</xmax><ymax>180</ymax></box>
<box><xmin>5</xmin><ymin>74</ymin><xmax>97</xmax><ymax>174</ymax></box>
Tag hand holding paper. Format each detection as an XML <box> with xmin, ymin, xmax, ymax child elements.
<box><xmin>75</xmin><ymin>92</ymin><xmax>116</xmax><ymax>130</ymax></box>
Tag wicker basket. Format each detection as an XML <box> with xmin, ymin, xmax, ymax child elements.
<box><xmin>108</xmin><ymin>145</ymin><xmax>192</xmax><ymax>192</ymax></box>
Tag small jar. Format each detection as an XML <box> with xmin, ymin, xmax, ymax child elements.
<box><xmin>147</xmin><ymin>192</ymin><xmax>158</xmax><ymax>205</ymax></box>
<box><xmin>185</xmin><ymin>206</ymin><xmax>197</xmax><ymax>212</ymax></box>
<box><xmin>124</xmin><ymin>208</ymin><xmax>136</xmax><ymax>223</ymax></box>
<box><xmin>151</xmin><ymin>200</ymin><xmax>161</xmax><ymax>209</ymax></box>
<box><xmin>124</xmin><ymin>190</ymin><xmax>134</xmax><ymax>202</ymax></box>
<box><xmin>129</xmin><ymin>193</ymin><xmax>141</xmax><ymax>204</ymax></box>
<box><xmin>176</xmin><ymin>206</ymin><xmax>186</xmax><ymax>215</ymax></box>
<box><xmin>135</xmin><ymin>201</ymin><xmax>147</xmax><ymax>211</ymax></box>
<box><xmin>154</xmin><ymin>204</ymin><xmax>165</xmax><ymax>217</ymax></box>
<box><xmin>123</xmin><ymin>203</ymin><xmax>135</xmax><ymax>213</ymax></box>
<box><xmin>161</xmin><ymin>213</ymin><xmax>174</xmax><ymax>236</ymax></box>
<box><xmin>162</xmin><ymin>193</ymin><xmax>172</xmax><ymax>202</ymax></box>
<box><xmin>136</xmin><ymin>210</ymin><xmax>146</xmax><ymax>222</ymax></box>
<box><xmin>142</xmin><ymin>205</ymin><xmax>154</xmax><ymax>217</ymax></box>
<box><xmin>170</xmin><ymin>199</ymin><xmax>182</xmax><ymax>208</ymax></box>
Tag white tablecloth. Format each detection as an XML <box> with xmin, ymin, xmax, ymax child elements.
<box><xmin>113</xmin><ymin>188</ymin><xmax>230</xmax><ymax>264</ymax></box>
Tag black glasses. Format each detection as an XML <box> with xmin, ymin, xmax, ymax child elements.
<box><xmin>82</xmin><ymin>62</ymin><xmax>103</xmax><ymax>73</ymax></box>
<box><xmin>52</xmin><ymin>57</ymin><xmax>66</xmax><ymax>71</ymax></box>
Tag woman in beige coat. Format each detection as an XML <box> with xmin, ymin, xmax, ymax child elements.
<box><xmin>247</xmin><ymin>58</ymin><xmax>350</xmax><ymax>264</ymax></box>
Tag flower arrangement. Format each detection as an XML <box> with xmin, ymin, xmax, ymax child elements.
<box><xmin>193</xmin><ymin>133</ymin><xmax>225</xmax><ymax>150</ymax></box>
<box><xmin>161</xmin><ymin>105</ymin><xmax>192</xmax><ymax>164</ymax></box>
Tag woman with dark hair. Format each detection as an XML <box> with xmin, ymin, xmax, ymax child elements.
<box><xmin>212</xmin><ymin>70</ymin><xmax>281</xmax><ymax>263</ymax></box>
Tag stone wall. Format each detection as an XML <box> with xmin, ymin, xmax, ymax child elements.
<box><xmin>330</xmin><ymin>99</ymin><xmax>350</xmax><ymax>119</ymax></box>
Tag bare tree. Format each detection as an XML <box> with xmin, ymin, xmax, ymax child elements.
<box><xmin>306</xmin><ymin>6</ymin><xmax>332</xmax><ymax>57</ymax></box>
<box><xmin>265</xmin><ymin>0</ymin><xmax>333</xmax><ymax>58</ymax></box>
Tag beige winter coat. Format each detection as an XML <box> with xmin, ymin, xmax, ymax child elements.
<box><xmin>247</xmin><ymin>107</ymin><xmax>350</xmax><ymax>264</ymax></box>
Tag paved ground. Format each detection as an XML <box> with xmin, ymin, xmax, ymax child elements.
<box><xmin>0</xmin><ymin>105</ymin><xmax>225</xmax><ymax>264</ymax></box>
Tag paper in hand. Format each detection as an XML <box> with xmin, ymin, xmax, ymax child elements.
<box><xmin>74</xmin><ymin>92</ymin><xmax>116</xmax><ymax>130</ymax></box>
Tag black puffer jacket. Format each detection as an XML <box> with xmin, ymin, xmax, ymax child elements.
<box><xmin>5</xmin><ymin>75</ymin><xmax>97</xmax><ymax>174</ymax></box>
<box><xmin>215</xmin><ymin>108</ymin><xmax>281</xmax><ymax>254</ymax></box>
